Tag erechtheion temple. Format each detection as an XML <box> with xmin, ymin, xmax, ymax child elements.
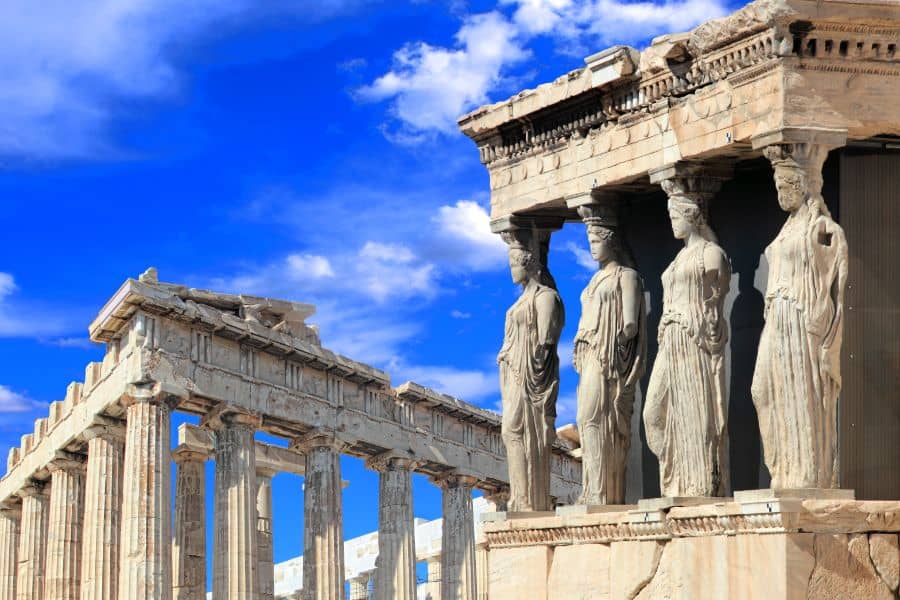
<box><xmin>1</xmin><ymin>0</ymin><xmax>899</xmax><ymax>598</ymax></box>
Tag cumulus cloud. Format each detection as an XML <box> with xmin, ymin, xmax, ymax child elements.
<box><xmin>564</xmin><ymin>241</ymin><xmax>596</xmax><ymax>271</ymax></box>
<box><xmin>361</xmin><ymin>0</ymin><xmax>728</xmax><ymax>141</ymax></box>
<box><xmin>0</xmin><ymin>385</ymin><xmax>42</xmax><ymax>413</ymax></box>
<box><xmin>432</xmin><ymin>200</ymin><xmax>507</xmax><ymax>271</ymax></box>
<box><xmin>0</xmin><ymin>0</ymin><xmax>367</xmax><ymax>159</ymax></box>
<box><xmin>0</xmin><ymin>272</ymin><xmax>72</xmax><ymax>337</ymax></box>
<box><xmin>396</xmin><ymin>362</ymin><xmax>498</xmax><ymax>401</ymax></box>
<box><xmin>286</xmin><ymin>253</ymin><xmax>336</xmax><ymax>279</ymax></box>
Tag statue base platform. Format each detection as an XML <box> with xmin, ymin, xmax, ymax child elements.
<box><xmin>481</xmin><ymin>495</ymin><xmax>900</xmax><ymax>599</ymax></box>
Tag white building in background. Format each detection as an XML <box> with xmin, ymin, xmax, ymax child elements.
<box><xmin>273</xmin><ymin>497</ymin><xmax>493</xmax><ymax>599</ymax></box>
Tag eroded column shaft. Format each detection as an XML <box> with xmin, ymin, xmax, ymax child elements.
<box><xmin>81</xmin><ymin>428</ymin><xmax>125</xmax><ymax>600</ymax></box>
<box><xmin>173</xmin><ymin>450</ymin><xmax>206</xmax><ymax>600</ymax></box>
<box><xmin>119</xmin><ymin>397</ymin><xmax>173</xmax><ymax>600</ymax></box>
<box><xmin>440</xmin><ymin>476</ymin><xmax>477</xmax><ymax>600</ymax></box>
<box><xmin>372</xmin><ymin>457</ymin><xmax>417</xmax><ymax>600</ymax></box>
<box><xmin>256</xmin><ymin>471</ymin><xmax>274</xmax><ymax>600</ymax></box>
<box><xmin>44</xmin><ymin>460</ymin><xmax>86</xmax><ymax>600</ymax></box>
<box><xmin>212</xmin><ymin>416</ymin><xmax>258</xmax><ymax>600</ymax></box>
<box><xmin>301</xmin><ymin>438</ymin><xmax>344</xmax><ymax>600</ymax></box>
<box><xmin>16</xmin><ymin>484</ymin><xmax>49</xmax><ymax>600</ymax></box>
<box><xmin>0</xmin><ymin>507</ymin><xmax>20</xmax><ymax>600</ymax></box>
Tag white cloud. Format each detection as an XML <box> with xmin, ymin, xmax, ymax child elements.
<box><xmin>41</xmin><ymin>337</ymin><xmax>100</xmax><ymax>350</ymax></box>
<box><xmin>359</xmin><ymin>242</ymin><xmax>415</xmax><ymax>264</ymax></box>
<box><xmin>451</xmin><ymin>309</ymin><xmax>472</xmax><ymax>319</ymax></box>
<box><xmin>0</xmin><ymin>385</ymin><xmax>41</xmax><ymax>413</ymax></box>
<box><xmin>0</xmin><ymin>272</ymin><xmax>73</xmax><ymax>338</ymax></box>
<box><xmin>397</xmin><ymin>363</ymin><xmax>497</xmax><ymax>401</ymax></box>
<box><xmin>0</xmin><ymin>273</ymin><xmax>16</xmax><ymax>299</ymax></box>
<box><xmin>557</xmin><ymin>339</ymin><xmax>574</xmax><ymax>370</ymax></box>
<box><xmin>286</xmin><ymin>253</ymin><xmax>336</xmax><ymax>279</ymax></box>
<box><xmin>564</xmin><ymin>241</ymin><xmax>596</xmax><ymax>271</ymax></box>
<box><xmin>0</xmin><ymin>0</ymin><xmax>367</xmax><ymax>159</ymax></box>
<box><xmin>357</xmin><ymin>11</ymin><xmax>528</xmax><ymax>137</ymax></box>
<box><xmin>362</xmin><ymin>0</ymin><xmax>728</xmax><ymax>140</ymax></box>
<box><xmin>556</xmin><ymin>392</ymin><xmax>578</xmax><ymax>422</ymax></box>
<box><xmin>432</xmin><ymin>200</ymin><xmax>507</xmax><ymax>271</ymax></box>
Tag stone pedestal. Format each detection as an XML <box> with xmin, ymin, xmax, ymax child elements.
<box><xmin>256</xmin><ymin>469</ymin><xmax>275</xmax><ymax>600</ymax></box>
<box><xmin>16</xmin><ymin>483</ymin><xmax>49</xmax><ymax>600</ymax></box>
<box><xmin>209</xmin><ymin>412</ymin><xmax>259</xmax><ymax>600</ymax></box>
<box><xmin>480</xmin><ymin>497</ymin><xmax>900</xmax><ymax>599</ymax></box>
<box><xmin>438</xmin><ymin>474</ymin><xmax>477</xmax><ymax>600</ymax></box>
<box><xmin>81</xmin><ymin>425</ymin><xmax>125</xmax><ymax>600</ymax></box>
<box><xmin>0</xmin><ymin>505</ymin><xmax>20</xmax><ymax>600</ymax></box>
<box><xmin>297</xmin><ymin>432</ymin><xmax>345</xmax><ymax>600</ymax></box>
<box><xmin>172</xmin><ymin>448</ymin><xmax>207</xmax><ymax>600</ymax></box>
<box><xmin>44</xmin><ymin>457</ymin><xmax>86</xmax><ymax>600</ymax></box>
<box><xmin>368</xmin><ymin>454</ymin><xmax>418</xmax><ymax>600</ymax></box>
<box><xmin>119</xmin><ymin>394</ymin><xmax>173</xmax><ymax>600</ymax></box>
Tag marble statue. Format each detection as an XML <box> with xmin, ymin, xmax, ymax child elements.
<box><xmin>752</xmin><ymin>142</ymin><xmax>848</xmax><ymax>489</ymax></box>
<box><xmin>574</xmin><ymin>206</ymin><xmax>646</xmax><ymax>505</ymax></box>
<box><xmin>644</xmin><ymin>189</ymin><xmax>731</xmax><ymax>497</ymax></box>
<box><xmin>497</xmin><ymin>228</ymin><xmax>565</xmax><ymax>511</ymax></box>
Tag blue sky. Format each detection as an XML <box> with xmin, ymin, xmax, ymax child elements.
<box><xmin>0</xmin><ymin>0</ymin><xmax>745</xmax><ymax>585</ymax></box>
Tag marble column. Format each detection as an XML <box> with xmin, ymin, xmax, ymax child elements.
<box><xmin>426</xmin><ymin>557</ymin><xmax>442</xmax><ymax>600</ymax></box>
<box><xmin>119</xmin><ymin>392</ymin><xmax>174</xmax><ymax>600</ymax></box>
<box><xmin>296</xmin><ymin>431</ymin><xmax>345</xmax><ymax>600</ymax></box>
<box><xmin>16</xmin><ymin>482</ymin><xmax>49</xmax><ymax>600</ymax></box>
<box><xmin>81</xmin><ymin>423</ymin><xmax>125</xmax><ymax>600</ymax></box>
<box><xmin>348</xmin><ymin>575</ymin><xmax>368</xmax><ymax>600</ymax></box>
<box><xmin>209</xmin><ymin>411</ymin><xmax>259</xmax><ymax>600</ymax></box>
<box><xmin>474</xmin><ymin>542</ymin><xmax>488</xmax><ymax>600</ymax></box>
<box><xmin>256</xmin><ymin>468</ymin><xmax>275</xmax><ymax>600</ymax></box>
<box><xmin>0</xmin><ymin>504</ymin><xmax>20</xmax><ymax>600</ymax></box>
<box><xmin>368</xmin><ymin>454</ymin><xmax>418</xmax><ymax>600</ymax></box>
<box><xmin>172</xmin><ymin>448</ymin><xmax>207</xmax><ymax>600</ymax></box>
<box><xmin>44</xmin><ymin>456</ymin><xmax>87</xmax><ymax>600</ymax></box>
<box><xmin>437</xmin><ymin>474</ymin><xmax>477</xmax><ymax>600</ymax></box>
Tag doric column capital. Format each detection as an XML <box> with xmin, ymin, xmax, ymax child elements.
<box><xmin>255</xmin><ymin>466</ymin><xmax>278</xmax><ymax>480</ymax></box>
<box><xmin>0</xmin><ymin>501</ymin><xmax>21</xmax><ymax>518</ymax></box>
<box><xmin>15</xmin><ymin>481</ymin><xmax>47</xmax><ymax>500</ymax></box>
<box><xmin>120</xmin><ymin>382</ymin><xmax>185</xmax><ymax>409</ymax></box>
<box><xmin>171</xmin><ymin>446</ymin><xmax>208</xmax><ymax>465</ymax></box>
<box><xmin>82</xmin><ymin>419</ymin><xmax>126</xmax><ymax>443</ymax></box>
<box><xmin>483</xmin><ymin>486</ymin><xmax>510</xmax><ymax>512</ymax></box>
<box><xmin>46</xmin><ymin>451</ymin><xmax>86</xmax><ymax>475</ymax></box>
<box><xmin>200</xmin><ymin>404</ymin><xmax>261</xmax><ymax>431</ymax></box>
<box><xmin>290</xmin><ymin>428</ymin><xmax>348</xmax><ymax>454</ymax></box>
<box><xmin>365</xmin><ymin>451</ymin><xmax>421</xmax><ymax>474</ymax></box>
<box><xmin>431</xmin><ymin>471</ymin><xmax>480</xmax><ymax>491</ymax></box>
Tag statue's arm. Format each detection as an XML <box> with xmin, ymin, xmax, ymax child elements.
<box><xmin>702</xmin><ymin>245</ymin><xmax>731</xmax><ymax>343</ymax></box>
<box><xmin>821</xmin><ymin>223</ymin><xmax>848</xmax><ymax>380</ymax></box>
<box><xmin>619</xmin><ymin>270</ymin><xmax>641</xmax><ymax>343</ymax></box>
<box><xmin>535</xmin><ymin>290</ymin><xmax>562</xmax><ymax>349</ymax></box>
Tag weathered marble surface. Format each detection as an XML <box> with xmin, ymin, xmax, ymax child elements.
<box><xmin>172</xmin><ymin>448</ymin><xmax>206</xmax><ymax>600</ymax></box>
<box><xmin>0</xmin><ymin>506</ymin><xmax>19</xmax><ymax>600</ymax></box>
<box><xmin>16</xmin><ymin>483</ymin><xmax>48</xmax><ymax>600</ymax></box>
<box><xmin>438</xmin><ymin>474</ymin><xmax>478</xmax><ymax>600</ymax></box>
<box><xmin>574</xmin><ymin>204</ymin><xmax>646</xmax><ymax>505</ymax></box>
<box><xmin>44</xmin><ymin>458</ymin><xmax>86</xmax><ymax>600</ymax></box>
<box><xmin>369</xmin><ymin>455</ymin><xmax>418</xmax><ymax>600</ymax></box>
<box><xmin>752</xmin><ymin>132</ymin><xmax>849</xmax><ymax>489</ymax></box>
<box><xmin>497</xmin><ymin>226</ymin><xmax>565</xmax><ymax>512</ymax></box>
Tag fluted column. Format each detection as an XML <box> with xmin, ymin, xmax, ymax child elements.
<box><xmin>16</xmin><ymin>482</ymin><xmax>49</xmax><ymax>600</ymax></box>
<box><xmin>172</xmin><ymin>448</ymin><xmax>207</xmax><ymax>600</ymax></box>
<box><xmin>81</xmin><ymin>423</ymin><xmax>125</xmax><ymax>600</ymax></box>
<box><xmin>348</xmin><ymin>574</ymin><xmax>369</xmax><ymax>600</ymax></box>
<box><xmin>118</xmin><ymin>392</ymin><xmax>174</xmax><ymax>600</ymax></box>
<box><xmin>255</xmin><ymin>468</ymin><xmax>275</xmax><ymax>600</ymax></box>
<box><xmin>295</xmin><ymin>431</ymin><xmax>345</xmax><ymax>600</ymax></box>
<box><xmin>0</xmin><ymin>504</ymin><xmax>20</xmax><ymax>600</ymax></box>
<box><xmin>474</xmin><ymin>542</ymin><xmax>488</xmax><ymax>600</ymax></box>
<box><xmin>44</xmin><ymin>456</ymin><xmax>87</xmax><ymax>600</ymax></box>
<box><xmin>368</xmin><ymin>454</ymin><xmax>418</xmax><ymax>600</ymax></box>
<box><xmin>436</xmin><ymin>474</ymin><xmax>477</xmax><ymax>600</ymax></box>
<box><xmin>209</xmin><ymin>410</ymin><xmax>259</xmax><ymax>600</ymax></box>
<box><xmin>426</xmin><ymin>558</ymin><xmax>442</xmax><ymax>600</ymax></box>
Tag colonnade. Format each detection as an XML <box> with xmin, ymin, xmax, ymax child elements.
<box><xmin>0</xmin><ymin>392</ymin><xmax>487</xmax><ymax>600</ymax></box>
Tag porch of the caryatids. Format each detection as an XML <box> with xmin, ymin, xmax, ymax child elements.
<box><xmin>0</xmin><ymin>502</ymin><xmax>20</xmax><ymax>600</ymax></box>
<box><xmin>172</xmin><ymin>446</ymin><xmax>207</xmax><ymax>600</ymax></box>
<box><xmin>644</xmin><ymin>163</ymin><xmax>733</xmax><ymax>499</ymax></box>
<box><xmin>565</xmin><ymin>193</ymin><xmax>646</xmax><ymax>506</ymax></box>
<box><xmin>43</xmin><ymin>453</ymin><xmax>87</xmax><ymax>600</ymax></box>
<box><xmin>749</xmin><ymin>127</ymin><xmax>850</xmax><ymax>492</ymax></box>
<box><xmin>367</xmin><ymin>452</ymin><xmax>419</xmax><ymax>600</ymax></box>
<box><xmin>293</xmin><ymin>430</ymin><xmax>346</xmax><ymax>600</ymax></box>
<box><xmin>16</xmin><ymin>481</ymin><xmax>49</xmax><ymax>600</ymax></box>
<box><xmin>434</xmin><ymin>472</ymin><xmax>478</xmax><ymax>600</ymax></box>
<box><xmin>80</xmin><ymin>421</ymin><xmax>126</xmax><ymax>600</ymax></box>
<box><xmin>118</xmin><ymin>388</ymin><xmax>177</xmax><ymax>600</ymax></box>
<box><xmin>255</xmin><ymin>467</ymin><xmax>276</xmax><ymax>600</ymax></box>
<box><xmin>492</xmin><ymin>215</ymin><xmax>565</xmax><ymax>512</ymax></box>
<box><xmin>204</xmin><ymin>407</ymin><xmax>260</xmax><ymax>600</ymax></box>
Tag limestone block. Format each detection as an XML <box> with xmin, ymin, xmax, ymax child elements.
<box><xmin>488</xmin><ymin>546</ymin><xmax>551</xmax><ymax>600</ymax></box>
<box><xmin>726</xmin><ymin>532</ymin><xmax>815</xmax><ymax>600</ymax></box>
<box><xmin>548</xmin><ymin>544</ymin><xmax>609</xmax><ymax>600</ymax></box>
<box><xmin>869</xmin><ymin>534</ymin><xmax>899</xmax><ymax>593</ymax></box>
<box><xmin>808</xmin><ymin>533</ymin><xmax>894</xmax><ymax>599</ymax></box>
<box><xmin>609</xmin><ymin>540</ymin><xmax>663</xmax><ymax>600</ymax></box>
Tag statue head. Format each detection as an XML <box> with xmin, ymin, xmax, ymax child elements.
<box><xmin>586</xmin><ymin>223</ymin><xmax>617</xmax><ymax>264</ymax></box>
<box><xmin>501</xmin><ymin>229</ymin><xmax>544</xmax><ymax>287</ymax></box>
<box><xmin>578</xmin><ymin>203</ymin><xmax>635</xmax><ymax>268</ymax></box>
<box><xmin>661</xmin><ymin>179</ymin><xmax>718</xmax><ymax>243</ymax></box>
<box><xmin>764</xmin><ymin>142</ymin><xmax>830</xmax><ymax>217</ymax></box>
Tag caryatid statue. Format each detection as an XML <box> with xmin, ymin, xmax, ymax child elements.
<box><xmin>573</xmin><ymin>203</ymin><xmax>646</xmax><ymax>505</ymax></box>
<box><xmin>752</xmin><ymin>137</ymin><xmax>848</xmax><ymax>489</ymax></box>
<box><xmin>497</xmin><ymin>225</ymin><xmax>565</xmax><ymax>512</ymax></box>
<box><xmin>644</xmin><ymin>170</ymin><xmax>731</xmax><ymax>498</ymax></box>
